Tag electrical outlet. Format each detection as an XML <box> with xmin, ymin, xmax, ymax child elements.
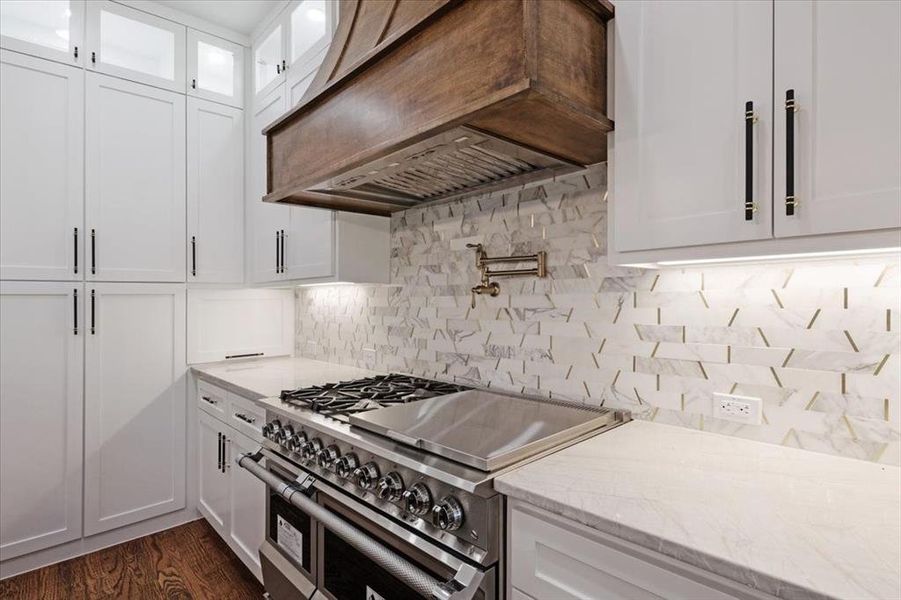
<box><xmin>713</xmin><ymin>393</ymin><xmax>762</xmax><ymax>425</ymax></box>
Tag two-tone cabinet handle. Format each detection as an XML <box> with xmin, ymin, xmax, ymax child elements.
<box><xmin>744</xmin><ymin>101</ymin><xmax>758</xmax><ymax>220</ymax></box>
<box><xmin>785</xmin><ymin>89</ymin><xmax>798</xmax><ymax>215</ymax></box>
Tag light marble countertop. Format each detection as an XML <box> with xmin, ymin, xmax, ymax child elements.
<box><xmin>495</xmin><ymin>420</ymin><xmax>901</xmax><ymax>600</ymax></box>
<box><xmin>191</xmin><ymin>355</ymin><xmax>380</xmax><ymax>400</ymax></box>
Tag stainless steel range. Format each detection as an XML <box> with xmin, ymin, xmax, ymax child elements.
<box><xmin>236</xmin><ymin>374</ymin><xmax>628</xmax><ymax>600</ymax></box>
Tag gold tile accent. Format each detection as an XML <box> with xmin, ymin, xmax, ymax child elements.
<box><xmin>611</xmin><ymin>369</ymin><xmax>621</xmax><ymax>387</ymax></box>
<box><xmin>885</xmin><ymin>398</ymin><xmax>890</xmax><ymax>422</ymax></box>
<box><xmin>650</xmin><ymin>273</ymin><xmax>660</xmax><ymax>292</ymax></box>
<box><xmin>757</xmin><ymin>328</ymin><xmax>771</xmax><ymax>347</ymax></box>
<box><xmin>783</xmin><ymin>269</ymin><xmax>795</xmax><ymax>288</ymax></box>
<box><xmin>887</xmin><ymin>308</ymin><xmax>892</xmax><ymax>332</ymax></box>
<box><xmin>656</xmin><ymin>374</ymin><xmax>660</xmax><ymax>392</ymax></box>
<box><xmin>651</xmin><ymin>342</ymin><xmax>660</xmax><ymax>357</ymax></box>
<box><xmin>633</xmin><ymin>324</ymin><xmax>644</xmax><ymax>340</ymax></box>
<box><xmin>843</xmin><ymin>288</ymin><xmax>848</xmax><ymax>309</ymax></box>
<box><xmin>680</xmin><ymin>393</ymin><xmax>685</xmax><ymax>411</ymax></box>
<box><xmin>698</xmin><ymin>362</ymin><xmax>708</xmax><ymax>380</ymax></box>
<box><xmin>591</xmin><ymin>353</ymin><xmax>600</xmax><ymax>368</ymax></box>
<box><xmin>727</xmin><ymin>308</ymin><xmax>739</xmax><ymax>327</ymax></box>
<box><xmin>597</xmin><ymin>339</ymin><xmax>606</xmax><ymax>354</ymax></box>
<box><xmin>874</xmin><ymin>354</ymin><xmax>890</xmax><ymax>376</ymax></box>
<box><xmin>806</xmin><ymin>308</ymin><xmax>821</xmax><ymax>329</ymax></box>
<box><xmin>729</xmin><ymin>382</ymin><xmax>738</xmax><ymax>394</ymax></box>
<box><xmin>874</xmin><ymin>265</ymin><xmax>890</xmax><ymax>287</ymax></box>
<box><xmin>843</xmin><ymin>330</ymin><xmax>860</xmax><ymax>353</ymax></box>
<box><xmin>781</xmin><ymin>348</ymin><xmax>795</xmax><ymax>368</ymax></box>
<box><xmin>804</xmin><ymin>391</ymin><xmax>820</xmax><ymax>410</ymax></box>
<box><xmin>780</xmin><ymin>428</ymin><xmax>799</xmax><ymax>446</ymax></box>
<box><xmin>565</xmin><ymin>365</ymin><xmax>573</xmax><ymax>379</ymax></box>
<box><xmin>633</xmin><ymin>387</ymin><xmax>643</xmax><ymax>404</ymax></box>
<box><xmin>657</xmin><ymin>307</ymin><xmax>661</xmax><ymax>325</ymax></box>
<box><xmin>842</xmin><ymin>415</ymin><xmax>857</xmax><ymax>440</ymax></box>
<box><xmin>727</xmin><ymin>345</ymin><xmax>732</xmax><ymax>363</ymax></box>
<box><xmin>583</xmin><ymin>381</ymin><xmax>591</xmax><ymax>396</ymax></box>
<box><xmin>699</xmin><ymin>291</ymin><xmax>710</xmax><ymax>308</ymax></box>
<box><xmin>771</xmin><ymin>289</ymin><xmax>784</xmax><ymax>308</ymax></box>
<box><xmin>769</xmin><ymin>367</ymin><xmax>783</xmax><ymax>388</ymax></box>
<box><xmin>841</xmin><ymin>372</ymin><xmax>847</xmax><ymax>394</ymax></box>
<box><xmin>612</xmin><ymin>305</ymin><xmax>622</xmax><ymax>324</ymax></box>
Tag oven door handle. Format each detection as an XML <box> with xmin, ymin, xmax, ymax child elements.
<box><xmin>237</xmin><ymin>450</ymin><xmax>483</xmax><ymax>600</ymax></box>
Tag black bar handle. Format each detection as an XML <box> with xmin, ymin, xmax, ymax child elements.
<box><xmin>73</xmin><ymin>227</ymin><xmax>78</xmax><ymax>274</ymax></box>
<box><xmin>191</xmin><ymin>78</ymin><xmax>196</xmax><ymax>89</ymax></box>
<box><xmin>744</xmin><ymin>101</ymin><xmax>756</xmax><ymax>221</ymax></box>
<box><xmin>222</xmin><ymin>437</ymin><xmax>228</xmax><ymax>473</ymax></box>
<box><xmin>90</xmin><ymin>289</ymin><xmax>95</xmax><ymax>335</ymax></box>
<box><xmin>280</xmin><ymin>229</ymin><xmax>286</xmax><ymax>274</ymax></box>
<box><xmin>785</xmin><ymin>89</ymin><xmax>797</xmax><ymax>215</ymax></box>
<box><xmin>91</xmin><ymin>51</ymin><xmax>96</xmax><ymax>65</ymax></box>
<box><xmin>74</xmin><ymin>46</ymin><xmax>78</xmax><ymax>59</ymax></box>
<box><xmin>275</xmin><ymin>231</ymin><xmax>280</xmax><ymax>273</ymax></box>
<box><xmin>191</xmin><ymin>236</ymin><xmax>196</xmax><ymax>277</ymax></box>
<box><xmin>217</xmin><ymin>432</ymin><xmax>222</xmax><ymax>471</ymax></box>
<box><xmin>90</xmin><ymin>229</ymin><xmax>96</xmax><ymax>275</ymax></box>
<box><xmin>73</xmin><ymin>288</ymin><xmax>78</xmax><ymax>335</ymax></box>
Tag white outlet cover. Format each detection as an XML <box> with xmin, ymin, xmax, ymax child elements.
<box><xmin>713</xmin><ymin>392</ymin><xmax>763</xmax><ymax>425</ymax></box>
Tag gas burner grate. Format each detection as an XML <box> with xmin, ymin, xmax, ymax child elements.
<box><xmin>279</xmin><ymin>374</ymin><xmax>470</xmax><ymax>417</ymax></box>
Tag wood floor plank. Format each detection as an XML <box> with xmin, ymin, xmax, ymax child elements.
<box><xmin>0</xmin><ymin>520</ymin><xmax>264</xmax><ymax>600</ymax></box>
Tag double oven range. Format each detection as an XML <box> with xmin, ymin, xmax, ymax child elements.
<box><xmin>237</xmin><ymin>374</ymin><xmax>628</xmax><ymax>599</ymax></box>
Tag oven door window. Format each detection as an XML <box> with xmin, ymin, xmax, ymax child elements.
<box><xmin>268</xmin><ymin>483</ymin><xmax>313</xmax><ymax>574</ymax></box>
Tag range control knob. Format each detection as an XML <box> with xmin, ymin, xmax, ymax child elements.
<box><xmin>352</xmin><ymin>462</ymin><xmax>380</xmax><ymax>489</ymax></box>
<box><xmin>432</xmin><ymin>496</ymin><xmax>464</xmax><ymax>531</ymax></box>
<box><xmin>301</xmin><ymin>438</ymin><xmax>323</xmax><ymax>462</ymax></box>
<box><xmin>286</xmin><ymin>431</ymin><xmax>307</xmax><ymax>453</ymax></box>
<box><xmin>316</xmin><ymin>445</ymin><xmax>341</xmax><ymax>469</ymax></box>
<box><xmin>262</xmin><ymin>419</ymin><xmax>282</xmax><ymax>441</ymax></box>
<box><xmin>335</xmin><ymin>453</ymin><xmax>360</xmax><ymax>479</ymax></box>
<box><xmin>277</xmin><ymin>424</ymin><xmax>295</xmax><ymax>446</ymax></box>
<box><xmin>376</xmin><ymin>472</ymin><xmax>405</xmax><ymax>502</ymax></box>
<box><xmin>401</xmin><ymin>483</ymin><xmax>432</xmax><ymax>517</ymax></box>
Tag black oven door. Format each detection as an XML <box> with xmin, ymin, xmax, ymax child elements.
<box><xmin>261</xmin><ymin>458</ymin><xmax>318</xmax><ymax>600</ymax></box>
<box><xmin>315</xmin><ymin>492</ymin><xmax>496</xmax><ymax>600</ymax></box>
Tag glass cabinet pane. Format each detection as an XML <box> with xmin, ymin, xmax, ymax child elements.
<box><xmin>255</xmin><ymin>24</ymin><xmax>281</xmax><ymax>94</ymax></box>
<box><xmin>290</xmin><ymin>0</ymin><xmax>327</xmax><ymax>64</ymax></box>
<box><xmin>196</xmin><ymin>40</ymin><xmax>234</xmax><ymax>97</ymax></box>
<box><xmin>0</xmin><ymin>0</ymin><xmax>72</xmax><ymax>53</ymax></box>
<box><xmin>99</xmin><ymin>8</ymin><xmax>174</xmax><ymax>81</ymax></box>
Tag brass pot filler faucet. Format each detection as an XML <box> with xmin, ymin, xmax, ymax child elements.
<box><xmin>466</xmin><ymin>243</ymin><xmax>547</xmax><ymax>308</ymax></box>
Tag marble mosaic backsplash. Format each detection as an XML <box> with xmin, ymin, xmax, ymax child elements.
<box><xmin>295</xmin><ymin>168</ymin><xmax>901</xmax><ymax>465</ymax></box>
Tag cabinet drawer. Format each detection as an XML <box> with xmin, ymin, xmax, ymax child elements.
<box><xmin>197</xmin><ymin>379</ymin><xmax>227</xmax><ymax>418</ymax></box>
<box><xmin>510</xmin><ymin>502</ymin><xmax>764</xmax><ymax>600</ymax></box>
<box><xmin>228</xmin><ymin>393</ymin><xmax>265</xmax><ymax>442</ymax></box>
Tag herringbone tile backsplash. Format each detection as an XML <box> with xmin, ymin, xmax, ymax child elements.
<box><xmin>296</xmin><ymin>167</ymin><xmax>901</xmax><ymax>465</ymax></box>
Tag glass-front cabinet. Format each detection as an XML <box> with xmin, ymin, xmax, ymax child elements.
<box><xmin>253</xmin><ymin>0</ymin><xmax>336</xmax><ymax>104</ymax></box>
<box><xmin>188</xmin><ymin>29</ymin><xmax>244</xmax><ymax>108</ymax></box>
<box><xmin>0</xmin><ymin>0</ymin><xmax>85</xmax><ymax>66</ymax></box>
<box><xmin>86</xmin><ymin>0</ymin><xmax>185</xmax><ymax>92</ymax></box>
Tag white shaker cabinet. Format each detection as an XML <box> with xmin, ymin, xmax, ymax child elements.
<box><xmin>0</xmin><ymin>0</ymin><xmax>85</xmax><ymax>67</ymax></box>
<box><xmin>249</xmin><ymin>84</ymin><xmax>290</xmax><ymax>284</ymax></box>
<box><xmin>0</xmin><ymin>282</ymin><xmax>83</xmax><ymax>560</ymax></box>
<box><xmin>85</xmin><ymin>0</ymin><xmax>185</xmax><ymax>93</ymax></box>
<box><xmin>198</xmin><ymin>410</ymin><xmax>230</xmax><ymax>534</ymax></box>
<box><xmin>187</xmin><ymin>28</ymin><xmax>244</xmax><ymax>109</ymax></box>
<box><xmin>226</xmin><ymin>427</ymin><xmax>266</xmax><ymax>575</ymax></box>
<box><xmin>612</xmin><ymin>0</ymin><xmax>773</xmax><ymax>252</ymax></box>
<box><xmin>773</xmin><ymin>0</ymin><xmax>901</xmax><ymax>238</ymax></box>
<box><xmin>83</xmin><ymin>283</ymin><xmax>186</xmax><ymax>536</ymax></box>
<box><xmin>187</xmin><ymin>97</ymin><xmax>244</xmax><ymax>284</ymax></box>
<box><xmin>0</xmin><ymin>50</ymin><xmax>83</xmax><ymax>281</ymax></box>
<box><xmin>85</xmin><ymin>73</ymin><xmax>186</xmax><ymax>282</ymax></box>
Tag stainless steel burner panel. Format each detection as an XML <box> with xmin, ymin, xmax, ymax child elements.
<box><xmin>261</xmin><ymin>415</ymin><xmax>500</xmax><ymax>564</ymax></box>
<box><xmin>278</xmin><ymin>374</ymin><xmax>471</xmax><ymax>417</ymax></box>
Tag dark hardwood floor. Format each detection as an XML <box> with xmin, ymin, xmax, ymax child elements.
<box><xmin>0</xmin><ymin>519</ymin><xmax>264</xmax><ymax>599</ymax></box>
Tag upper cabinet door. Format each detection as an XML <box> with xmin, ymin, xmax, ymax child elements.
<box><xmin>0</xmin><ymin>0</ymin><xmax>84</xmax><ymax>66</ymax></box>
<box><xmin>187</xmin><ymin>98</ymin><xmax>244</xmax><ymax>284</ymax></box>
<box><xmin>774</xmin><ymin>0</ymin><xmax>901</xmax><ymax>238</ymax></box>
<box><xmin>86</xmin><ymin>1</ymin><xmax>185</xmax><ymax>93</ymax></box>
<box><xmin>612</xmin><ymin>1</ymin><xmax>773</xmax><ymax>252</ymax></box>
<box><xmin>0</xmin><ymin>50</ymin><xmax>83</xmax><ymax>281</ymax></box>
<box><xmin>187</xmin><ymin>29</ymin><xmax>244</xmax><ymax>109</ymax></box>
<box><xmin>0</xmin><ymin>282</ymin><xmax>83</xmax><ymax>560</ymax></box>
<box><xmin>284</xmin><ymin>0</ymin><xmax>335</xmax><ymax>109</ymax></box>
<box><xmin>85</xmin><ymin>73</ymin><xmax>186</xmax><ymax>282</ymax></box>
<box><xmin>253</xmin><ymin>19</ymin><xmax>284</xmax><ymax>101</ymax></box>
<box><xmin>283</xmin><ymin>207</ymin><xmax>334</xmax><ymax>280</ymax></box>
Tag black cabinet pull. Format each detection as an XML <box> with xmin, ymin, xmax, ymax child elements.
<box><xmin>222</xmin><ymin>437</ymin><xmax>228</xmax><ymax>472</ymax></box>
<box><xmin>785</xmin><ymin>89</ymin><xmax>797</xmax><ymax>215</ymax></box>
<box><xmin>191</xmin><ymin>236</ymin><xmax>196</xmax><ymax>277</ymax></box>
<box><xmin>275</xmin><ymin>231</ymin><xmax>280</xmax><ymax>273</ymax></box>
<box><xmin>276</xmin><ymin>63</ymin><xmax>281</xmax><ymax>74</ymax></box>
<box><xmin>217</xmin><ymin>432</ymin><xmax>222</xmax><ymax>471</ymax></box>
<box><xmin>73</xmin><ymin>288</ymin><xmax>78</xmax><ymax>335</ymax></box>
<box><xmin>282</xmin><ymin>59</ymin><xmax>287</xmax><ymax>71</ymax></box>
<box><xmin>74</xmin><ymin>46</ymin><xmax>78</xmax><ymax>59</ymax></box>
<box><xmin>90</xmin><ymin>289</ymin><xmax>95</xmax><ymax>335</ymax></box>
<box><xmin>91</xmin><ymin>51</ymin><xmax>96</xmax><ymax>65</ymax></box>
<box><xmin>73</xmin><ymin>227</ymin><xmax>78</xmax><ymax>274</ymax></box>
<box><xmin>191</xmin><ymin>78</ymin><xmax>196</xmax><ymax>89</ymax></box>
<box><xmin>744</xmin><ymin>101</ymin><xmax>757</xmax><ymax>221</ymax></box>
<box><xmin>280</xmin><ymin>229</ymin><xmax>286</xmax><ymax>274</ymax></box>
<box><xmin>90</xmin><ymin>229</ymin><xmax>96</xmax><ymax>275</ymax></box>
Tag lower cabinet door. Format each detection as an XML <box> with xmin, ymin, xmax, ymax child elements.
<box><xmin>0</xmin><ymin>282</ymin><xmax>83</xmax><ymax>560</ymax></box>
<box><xmin>84</xmin><ymin>283</ymin><xmax>186</xmax><ymax>535</ymax></box>
<box><xmin>226</xmin><ymin>428</ymin><xmax>265</xmax><ymax>577</ymax></box>
<box><xmin>198</xmin><ymin>411</ymin><xmax>229</xmax><ymax>533</ymax></box>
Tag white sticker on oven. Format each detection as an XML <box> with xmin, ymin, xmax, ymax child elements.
<box><xmin>276</xmin><ymin>515</ymin><xmax>303</xmax><ymax>564</ymax></box>
<box><xmin>365</xmin><ymin>586</ymin><xmax>386</xmax><ymax>600</ymax></box>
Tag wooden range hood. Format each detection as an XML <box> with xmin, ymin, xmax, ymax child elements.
<box><xmin>263</xmin><ymin>0</ymin><xmax>614</xmax><ymax>216</ymax></box>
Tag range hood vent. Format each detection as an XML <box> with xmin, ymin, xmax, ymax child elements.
<box><xmin>264</xmin><ymin>0</ymin><xmax>614</xmax><ymax>217</ymax></box>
